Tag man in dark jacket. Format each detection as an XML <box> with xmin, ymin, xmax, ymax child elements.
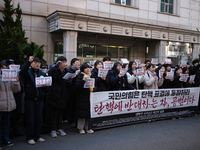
<box><xmin>189</xmin><ymin>59</ymin><xmax>199</xmax><ymax>75</ymax></box>
<box><xmin>48</xmin><ymin>56</ymin><xmax>69</xmax><ymax>138</ymax></box>
<box><xmin>66</xmin><ymin>58</ymin><xmax>80</xmax><ymax>127</ymax></box>
<box><xmin>20</xmin><ymin>56</ymin><xmax>48</xmax><ymax>145</ymax></box>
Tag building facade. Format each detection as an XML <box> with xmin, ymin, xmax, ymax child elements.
<box><xmin>0</xmin><ymin>0</ymin><xmax>200</xmax><ymax>65</ymax></box>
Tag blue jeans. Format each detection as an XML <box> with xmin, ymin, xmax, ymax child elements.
<box><xmin>25</xmin><ymin>99</ymin><xmax>44</xmax><ymax>140</ymax></box>
<box><xmin>0</xmin><ymin>112</ymin><xmax>11</xmax><ymax>145</ymax></box>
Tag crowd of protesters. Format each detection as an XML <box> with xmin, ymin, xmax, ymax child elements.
<box><xmin>0</xmin><ymin>55</ymin><xmax>200</xmax><ymax>149</ymax></box>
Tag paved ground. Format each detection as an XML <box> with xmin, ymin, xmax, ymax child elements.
<box><xmin>2</xmin><ymin>116</ymin><xmax>200</xmax><ymax>150</ymax></box>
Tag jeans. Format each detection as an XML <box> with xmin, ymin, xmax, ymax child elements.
<box><xmin>25</xmin><ymin>99</ymin><xmax>44</xmax><ymax>140</ymax></box>
<box><xmin>0</xmin><ymin>112</ymin><xmax>11</xmax><ymax>145</ymax></box>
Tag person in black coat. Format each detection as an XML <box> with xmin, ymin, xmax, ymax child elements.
<box><xmin>66</xmin><ymin>58</ymin><xmax>80</xmax><ymax>127</ymax></box>
<box><xmin>189</xmin><ymin>59</ymin><xmax>200</xmax><ymax>75</ymax></box>
<box><xmin>173</xmin><ymin>67</ymin><xmax>183</xmax><ymax>88</ymax></box>
<box><xmin>160</xmin><ymin>64</ymin><xmax>174</xmax><ymax>88</ymax></box>
<box><xmin>91</xmin><ymin>61</ymin><xmax>110</xmax><ymax>92</ymax></box>
<box><xmin>47</xmin><ymin>56</ymin><xmax>69</xmax><ymax>138</ymax></box>
<box><xmin>75</xmin><ymin>63</ymin><xmax>94</xmax><ymax>134</ymax></box>
<box><xmin>20</xmin><ymin>56</ymin><xmax>48</xmax><ymax>144</ymax></box>
<box><xmin>109</xmin><ymin>62</ymin><xmax>134</xmax><ymax>91</ymax></box>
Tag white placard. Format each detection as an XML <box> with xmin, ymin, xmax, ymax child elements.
<box><xmin>63</xmin><ymin>73</ymin><xmax>77</xmax><ymax>80</ymax></box>
<box><xmin>2</xmin><ymin>69</ymin><xmax>17</xmax><ymax>81</ymax></box>
<box><xmin>90</xmin><ymin>61</ymin><xmax>96</xmax><ymax>67</ymax></box>
<box><xmin>121</xmin><ymin>59</ymin><xmax>129</xmax><ymax>64</ymax></box>
<box><xmin>167</xmin><ymin>72</ymin><xmax>174</xmax><ymax>80</ymax></box>
<box><xmin>135</xmin><ymin>59</ymin><xmax>141</xmax><ymax>66</ymax></box>
<box><xmin>171</xmin><ymin>68</ymin><xmax>175</xmax><ymax>73</ymax></box>
<box><xmin>179</xmin><ymin>74</ymin><xmax>189</xmax><ymax>82</ymax></box>
<box><xmin>159</xmin><ymin>70</ymin><xmax>164</xmax><ymax>78</ymax></box>
<box><xmin>35</xmin><ymin>76</ymin><xmax>52</xmax><ymax>88</ymax></box>
<box><xmin>189</xmin><ymin>75</ymin><xmax>195</xmax><ymax>82</ymax></box>
<box><xmin>103</xmin><ymin>62</ymin><xmax>114</xmax><ymax>70</ymax></box>
<box><xmin>9</xmin><ymin>65</ymin><xmax>20</xmax><ymax>70</ymax></box>
<box><xmin>98</xmin><ymin>68</ymin><xmax>109</xmax><ymax>77</ymax></box>
<box><xmin>165</xmin><ymin>58</ymin><xmax>171</xmax><ymax>64</ymax></box>
<box><xmin>152</xmin><ymin>58</ymin><xmax>158</xmax><ymax>64</ymax></box>
<box><xmin>84</xmin><ymin>78</ymin><xmax>95</xmax><ymax>88</ymax></box>
<box><xmin>137</xmin><ymin>69</ymin><xmax>144</xmax><ymax>76</ymax></box>
<box><xmin>181</xmin><ymin>61</ymin><xmax>187</xmax><ymax>68</ymax></box>
<box><xmin>120</xmin><ymin>68</ymin><xmax>127</xmax><ymax>76</ymax></box>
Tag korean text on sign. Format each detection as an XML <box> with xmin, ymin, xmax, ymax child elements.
<box><xmin>98</xmin><ymin>68</ymin><xmax>109</xmax><ymax>77</ymax></box>
<box><xmin>35</xmin><ymin>76</ymin><xmax>52</xmax><ymax>88</ymax></box>
<box><xmin>2</xmin><ymin>69</ymin><xmax>17</xmax><ymax>81</ymax></box>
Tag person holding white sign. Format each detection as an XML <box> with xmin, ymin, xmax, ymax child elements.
<box><xmin>0</xmin><ymin>62</ymin><xmax>21</xmax><ymax>148</ymax></box>
<box><xmin>19</xmin><ymin>56</ymin><xmax>48</xmax><ymax>145</ymax></box>
<box><xmin>75</xmin><ymin>63</ymin><xmax>94</xmax><ymax>134</ymax></box>
<box><xmin>48</xmin><ymin>56</ymin><xmax>70</xmax><ymax>138</ymax></box>
<box><xmin>109</xmin><ymin>62</ymin><xmax>134</xmax><ymax>91</ymax></box>
<box><xmin>144</xmin><ymin>64</ymin><xmax>163</xmax><ymax>89</ymax></box>
<box><xmin>91</xmin><ymin>61</ymin><xmax>110</xmax><ymax>92</ymax></box>
<box><xmin>173</xmin><ymin>67</ymin><xmax>184</xmax><ymax>88</ymax></box>
<box><xmin>160</xmin><ymin>64</ymin><xmax>174</xmax><ymax>88</ymax></box>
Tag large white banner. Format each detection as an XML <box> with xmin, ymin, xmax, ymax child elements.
<box><xmin>90</xmin><ymin>88</ymin><xmax>199</xmax><ymax>118</ymax></box>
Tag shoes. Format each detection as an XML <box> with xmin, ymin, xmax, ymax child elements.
<box><xmin>85</xmin><ymin>129</ymin><xmax>94</xmax><ymax>134</ymax></box>
<box><xmin>79</xmin><ymin>129</ymin><xmax>85</xmax><ymax>134</ymax></box>
<box><xmin>57</xmin><ymin>129</ymin><xmax>66</xmax><ymax>136</ymax></box>
<box><xmin>36</xmin><ymin>138</ymin><xmax>45</xmax><ymax>142</ymax></box>
<box><xmin>28</xmin><ymin>139</ymin><xmax>35</xmax><ymax>145</ymax></box>
<box><xmin>50</xmin><ymin>130</ymin><xmax>57</xmax><ymax>138</ymax></box>
<box><xmin>3</xmin><ymin>141</ymin><xmax>13</xmax><ymax>147</ymax></box>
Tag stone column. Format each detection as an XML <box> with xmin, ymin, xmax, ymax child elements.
<box><xmin>192</xmin><ymin>44</ymin><xmax>200</xmax><ymax>60</ymax></box>
<box><xmin>158</xmin><ymin>41</ymin><xmax>167</xmax><ymax>63</ymax></box>
<box><xmin>63</xmin><ymin>31</ymin><xmax>78</xmax><ymax>66</ymax></box>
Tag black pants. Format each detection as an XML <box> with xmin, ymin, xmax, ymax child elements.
<box><xmin>25</xmin><ymin>99</ymin><xmax>44</xmax><ymax>140</ymax></box>
<box><xmin>51</xmin><ymin>109</ymin><xmax>63</xmax><ymax>131</ymax></box>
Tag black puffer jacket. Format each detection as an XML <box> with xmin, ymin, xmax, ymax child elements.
<box><xmin>20</xmin><ymin>61</ymin><xmax>48</xmax><ymax>101</ymax></box>
<box><xmin>91</xmin><ymin>68</ymin><xmax>110</xmax><ymax>92</ymax></box>
<box><xmin>47</xmin><ymin>66</ymin><xmax>69</xmax><ymax>110</ymax></box>
<box><xmin>75</xmin><ymin>73</ymin><xmax>91</xmax><ymax>118</ymax></box>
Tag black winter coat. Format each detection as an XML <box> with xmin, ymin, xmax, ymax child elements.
<box><xmin>75</xmin><ymin>73</ymin><xmax>91</xmax><ymax>118</ymax></box>
<box><xmin>173</xmin><ymin>74</ymin><xmax>182</xmax><ymax>88</ymax></box>
<box><xmin>19</xmin><ymin>61</ymin><xmax>48</xmax><ymax>101</ymax></box>
<box><xmin>109</xmin><ymin>70</ymin><xmax>134</xmax><ymax>91</ymax></box>
<box><xmin>91</xmin><ymin>68</ymin><xmax>110</xmax><ymax>92</ymax></box>
<box><xmin>47</xmin><ymin>66</ymin><xmax>69</xmax><ymax>110</ymax></box>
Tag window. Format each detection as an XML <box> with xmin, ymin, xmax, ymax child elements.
<box><xmin>115</xmin><ymin>0</ymin><xmax>131</xmax><ymax>6</ymax></box>
<box><xmin>160</xmin><ymin>0</ymin><xmax>173</xmax><ymax>14</ymax></box>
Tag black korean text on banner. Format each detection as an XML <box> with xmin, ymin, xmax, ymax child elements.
<box><xmin>63</xmin><ymin>73</ymin><xmax>77</xmax><ymax>80</ymax></box>
<box><xmin>120</xmin><ymin>68</ymin><xmax>127</xmax><ymax>76</ymax></box>
<box><xmin>103</xmin><ymin>62</ymin><xmax>114</xmax><ymax>70</ymax></box>
<box><xmin>2</xmin><ymin>69</ymin><xmax>17</xmax><ymax>81</ymax></box>
<box><xmin>159</xmin><ymin>70</ymin><xmax>164</xmax><ymax>78</ymax></box>
<box><xmin>98</xmin><ymin>68</ymin><xmax>109</xmax><ymax>78</ymax></box>
<box><xmin>84</xmin><ymin>78</ymin><xmax>95</xmax><ymax>88</ymax></box>
<box><xmin>167</xmin><ymin>72</ymin><xmax>174</xmax><ymax>80</ymax></box>
<box><xmin>137</xmin><ymin>69</ymin><xmax>144</xmax><ymax>76</ymax></box>
<box><xmin>189</xmin><ymin>75</ymin><xmax>195</xmax><ymax>82</ymax></box>
<box><xmin>90</xmin><ymin>88</ymin><xmax>199</xmax><ymax>129</ymax></box>
<box><xmin>35</xmin><ymin>76</ymin><xmax>52</xmax><ymax>88</ymax></box>
<box><xmin>152</xmin><ymin>58</ymin><xmax>158</xmax><ymax>65</ymax></box>
<box><xmin>179</xmin><ymin>74</ymin><xmax>189</xmax><ymax>82</ymax></box>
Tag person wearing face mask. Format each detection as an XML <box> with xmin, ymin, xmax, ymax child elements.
<box><xmin>109</xmin><ymin>62</ymin><xmax>134</xmax><ymax>91</ymax></box>
<box><xmin>66</xmin><ymin>58</ymin><xmax>81</xmax><ymax>128</ymax></box>
<box><xmin>160</xmin><ymin>64</ymin><xmax>174</xmax><ymax>88</ymax></box>
<box><xmin>143</xmin><ymin>64</ymin><xmax>163</xmax><ymax>89</ymax></box>
<box><xmin>91</xmin><ymin>61</ymin><xmax>110</xmax><ymax>92</ymax></box>
<box><xmin>75</xmin><ymin>63</ymin><xmax>94</xmax><ymax>134</ymax></box>
<box><xmin>19</xmin><ymin>56</ymin><xmax>48</xmax><ymax>145</ymax></box>
<box><xmin>189</xmin><ymin>59</ymin><xmax>200</xmax><ymax>75</ymax></box>
<box><xmin>0</xmin><ymin>62</ymin><xmax>21</xmax><ymax>149</ymax></box>
<box><xmin>47</xmin><ymin>56</ymin><xmax>69</xmax><ymax>138</ymax></box>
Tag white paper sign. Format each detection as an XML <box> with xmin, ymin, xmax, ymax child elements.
<box><xmin>159</xmin><ymin>70</ymin><xmax>164</xmax><ymax>78</ymax></box>
<box><xmin>189</xmin><ymin>75</ymin><xmax>195</xmax><ymax>82</ymax></box>
<box><xmin>181</xmin><ymin>61</ymin><xmax>187</xmax><ymax>68</ymax></box>
<box><xmin>2</xmin><ymin>69</ymin><xmax>17</xmax><ymax>81</ymax></box>
<box><xmin>98</xmin><ymin>68</ymin><xmax>109</xmax><ymax>77</ymax></box>
<box><xmin>135</xmin><ymin>59</ymin><xmax>141</xmax><ymax>66</ymax></box>
<box><xmin>167</xmin><ymin>72</ymin><xmax>174</xmax><ymax>80</ymax></box>
<box><xmin>84</xmin><ymin>78</ymin><xmax>95</xmax><ymax>88</ymax></box>
<box><xmin>9</xmin><ymin>65</ymin><xmax>20</xmax><ymax>70</ymax></box>
<box><xmin>63</xmin><ymin>73</ymin><xmax>77</xmax><ymax>80</ymax></box>
<box><xmin>137</xmin><ymin>69</ymin><xmax>144</xmax><ymax>76</ymax></box>
<box><xmin>120</xmin><ymin>68</ymin><xmax>127</xmax><ymax>76</ymax></box>
<box><xmin>171</xmin><ymin>68</ymin><xmax>175</xmax><ymax>73</ymax></box>
<box><xmin>152</xmin><ymin>58</ymin><xmax>158</xmax><ymax>64</ymax></box>
<box><xmin>121</xmin><ymin>59</ymin><xmax>129</xmax><ymax>64</ymax></box>
<box><xmin>90</xmin><ymin>61</ymin><xmax>96</xmax><ymax>67</ymax></box>
<box><xmin>35</xmin><ymin>76</ymin><xmax>52</xmax><ymax>87</ymax></box>
<box><xmin>103</xmin><ymin>62</ymin><xmax>114</xmax><ymax>70</ymax></box>
<box><xmin>165</xmin><ymin>58</ymin><xmax>172</xmax><ymax>64</ymax></box>
<box><xmin>179</xmin><ymin>74</ymin><xmax>189</xmax><ymax>82</ymax></box>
